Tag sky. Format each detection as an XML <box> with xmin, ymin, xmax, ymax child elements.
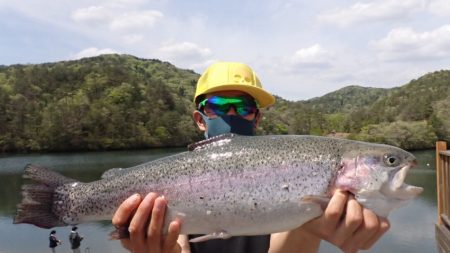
<box><xmin>1</xmin><ymin>0</ymin><xmax>450</xmax><ymax>101</ymax></box>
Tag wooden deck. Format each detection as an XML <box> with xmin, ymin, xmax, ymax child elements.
<box><xmin>436</xmin><ymin>141</ymin><xmax>450</xmax><ymax>253</ymax></box>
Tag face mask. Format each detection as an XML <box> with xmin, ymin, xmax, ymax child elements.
<box><xmin>198</xmin><ymin>111</ymin><xmax>256</xmax><ymax>139</ymax></box>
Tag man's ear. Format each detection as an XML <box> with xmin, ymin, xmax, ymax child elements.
<box><xmin>254</xmin><ymin>110</ymin><xmax>263</xmax><ymax>128</ymax></box>
<box><xmin>193</xmin><ymin>110</ymin><xmax>207</xmax><ymax>131</ymax></box>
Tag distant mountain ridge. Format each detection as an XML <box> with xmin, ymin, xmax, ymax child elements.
<box><xmin>303</xmin><ymin>85</ymin><xmax>393</xmax><ymax>114</ymax></box>
<box><xmin>0</xmin><ymin>54</ymin><xmax>448</xmax><ymax>152</ymax></box>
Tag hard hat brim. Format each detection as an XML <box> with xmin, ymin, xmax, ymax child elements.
<box><xmin>196</xmin><ymin>84</ymin><xmax>275</xmax><ymax>108</ymax></box>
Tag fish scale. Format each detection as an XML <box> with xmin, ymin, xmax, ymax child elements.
<box><xmin>14</xmin><ymin>134</ymin><xmax>422</xmax><ymax>241</ymax></box>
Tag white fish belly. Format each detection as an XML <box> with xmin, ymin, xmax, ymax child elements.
<box><xmin>166</xmin><ymin>201</ymin><xmax>324</xmax><ymax>236</ymax></box>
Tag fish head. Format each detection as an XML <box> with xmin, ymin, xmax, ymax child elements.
<box><xmin>334</xmin><ymin>142</ymin><xmax>423</xmax><ymax>217</ymax></box>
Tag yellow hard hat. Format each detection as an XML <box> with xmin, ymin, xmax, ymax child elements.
<box><xmin>194</xmin><ymin>62</ymin><xmax>276</xmax><ymax>108</ymax></box>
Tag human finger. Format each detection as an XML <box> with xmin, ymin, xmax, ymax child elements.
<box><xmin>128</xmin><ymin>193</ymin><xmax>159</xmax><ymax>244</ymax></box>
<box><xmin>341</xmin><ymin>208</ymin><xmax>379</xmax><ymax>253</ymax></box>
<box><xmin>177</xmin><ymin>235</ymin><xmax>191</xmax><ymax>253</ymax></box>
<box><xmin>162</xmin><ymin>220</ymin><xmax>182</xmax><ymax>253</ymax></box>
<box><xmin>361</xmin><ymin>217</ymin><xmax>390</xmax><ymax>250</ymax></box>
<box><xmin>332</xmin><ymin>195</ymin><xmax>363</xmax><ymax>247</ymax></box>
<box><xmin>120</xmin><ymin>238</ymin><xmax>132</xmax><ymax>251</ymax></box>
<box><xmin>147</xmin><ymin>196</ymin><xmax>167</xmax><ymax>246</ymax></box>
<box><xmin>112</xmin><ymin>194</ymin><xmax>142</xmax><ymax>227</ymax></box>
<box><xmin>323</xmin><ymin>190</ymin><xmax>349</xmax><ymax>230</ymax></box>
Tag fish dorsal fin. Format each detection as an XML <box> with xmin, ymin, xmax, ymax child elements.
<box><xmin>188</xmin><ymin>133</ymin><xmax>236</xmax><ymax>151</ymax></box>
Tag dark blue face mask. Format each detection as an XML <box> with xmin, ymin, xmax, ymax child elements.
<box><xmin>198</xmin><ymin>111</ymin><xmax>256</xmax><ymax>139</ymax></box>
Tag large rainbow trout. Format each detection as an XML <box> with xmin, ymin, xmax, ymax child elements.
<box><xmin>14</xmin><ymin>134</ymin><xmax>422</xmax><ymax>241</ymax></box>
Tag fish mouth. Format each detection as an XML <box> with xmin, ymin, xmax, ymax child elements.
<box><xmin>389</xmin><ymin>160</ymin><xmax>423</xmax><ymax>200</ymax></box>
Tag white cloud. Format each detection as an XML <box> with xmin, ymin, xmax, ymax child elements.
<box><xmin>428</xmin><ymin>0</ymin><xmax>450</xmax><ymax>16</ymax></box>
<box><xmin>1</xmin><ymin>0</ymin><xmax>450</xmax><ymax>101</ymax></box>
<box><xmin>71</xmin><ymin>5</ymin><xmax>163</xmax><ymax>31</ymax></box>
<box><xmin>123</xmin><ymin>34</ymin><xmax>145</xmax><ymax>44</ymax></box>
<box><xmin>109</xmin><ymin>10</ymin><xmax>163</xmax><ymax>31</ymax></box>
<box><xmin>71</xmin><ymin>47</ymin><xmax>119</xmax><ymax>60</ymax></box>
<box><xmin>109</xmin><ymin>0</ymin><xmax>148</xmax><ymax>5</ymax></box>
<box><xmin>318</xmin><ymin>0</ymin><xmax>427</xmax><ymax>27</ymax></box>
<box><xmin>284</xmin><ymin>44</ymin><xmax>333</xmax><ymax>70</ymax></box>
<box><xmin>189</xmin><ymin>59</ymin><xmax>218</xmax><ymax>72</ymax></box>
<box><xmin>159</xmin><ymin>42</ymin><xmax>212</xmax><ymax>61</ymax></box>
<box><xmin>371</xmin><ymin>25</ymin><xmax>450</xmax><ymax>61</ymax></box>
<box><xmin>72</xmin><ymin>6</ymin><xmax>110</xmax><ymax>24</ymax></box>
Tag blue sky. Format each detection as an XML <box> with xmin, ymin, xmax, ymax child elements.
<box><xmin>1</xmin><ymin>0</ymin><xmax>449</xmax><ymax>100</ymax></box>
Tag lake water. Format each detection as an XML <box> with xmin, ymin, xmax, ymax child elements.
<box><xmin>0</xmin><ymin>149</ymin><xmax>438</xmax><ymax>253</ymax></box>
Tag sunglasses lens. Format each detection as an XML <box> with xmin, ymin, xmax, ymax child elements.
<box><xmin>204</xmin><ymin>102</ymin><xmax>228</xmax><ymax>116</ymax></box>
<box><xmin>236</xmin><ymin>105</ymin><xmax>257</xmax><ymax>117</ymax></box>
<box><xmin>201</xmin><ymin>96</ymin><xmax>257</xmax><ymax>117</ymax></box>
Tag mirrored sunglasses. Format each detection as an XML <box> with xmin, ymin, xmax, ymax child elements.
<box><xmin>199</xmin><ymin>96</ymin><xmax>258</xmax><ymax>117</ymax></box>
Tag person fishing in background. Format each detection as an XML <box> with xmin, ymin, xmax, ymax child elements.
<box><xmin>112</xmin><ymin>62</ymin><xmax>390</xmax><ymax>253</ymax></box>
<box><xmin>69</xmin><ymin>226</ymin><xmax>84</xmax><ymax>253</ymax></box>
<box><xmin>49</xmin><ymin>230</ymin><xmax>61</xmax><ymax>253</ymax></box>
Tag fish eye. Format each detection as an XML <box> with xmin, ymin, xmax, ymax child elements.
<box><xmin>384</xmin><ymin>154</ymin><xmax>400</xmax><ymax>166</ymax></box>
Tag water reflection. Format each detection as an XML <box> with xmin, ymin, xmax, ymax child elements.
<box><xmin>0</xmin><ymin>149</ymin><xmax>438</xmax><ymax>253</ymax></box>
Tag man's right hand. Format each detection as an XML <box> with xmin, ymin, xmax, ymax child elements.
<box><xmin>300</xmin><ymin>190</ymin><xmax>390</xmax><ymax>253</ymax></box>
<box><xmin>112</xmin><ymin>193</ymin><xmax>182</xmax><ymax>253</ymax></box>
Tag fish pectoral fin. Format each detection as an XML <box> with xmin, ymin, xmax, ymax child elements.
<box><xmin>301</xmin><ymin>195</ymin><xmax>330</xmax><ymax>211</ymax></box>
<box><xmin>189</xmin><ymin>231</ymin><xmax>232</xmax><ymax>243</ymax></box>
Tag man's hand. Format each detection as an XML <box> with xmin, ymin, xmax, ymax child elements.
<box><xmin>112</xmin><ymin>193</ymin><xmax>182</xmax><ymax>253</ymax></box>
<box><xmin>301</xmin><ymin>190</ymin><xmax>390</xmax><ymax>253</ymax></box>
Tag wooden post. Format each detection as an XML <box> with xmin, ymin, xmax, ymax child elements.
<box><xmin>445</xmin><ymin>154</ymin><xmax>450</xmax><ymax>221</ymax></box>
<box><xmin>437</xmin><ymin>141</ymin><xmax>447</xmax><ymax>225</ymax></box>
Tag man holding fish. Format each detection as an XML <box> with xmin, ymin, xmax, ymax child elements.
<box><xmin>111</xmin><ymin>62</ymin><xmax>394</xmax><ymax>253</ymax></box>
<box><xmin>15</xmin><ymin>62</ymin><xmax>421</xmax><ymax>253</ymax></box>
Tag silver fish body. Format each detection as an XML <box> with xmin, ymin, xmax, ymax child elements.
<box><xmin>14</xmin><ymin>134</ymin><xmax>423</xmax><ymax>240</ymax></box>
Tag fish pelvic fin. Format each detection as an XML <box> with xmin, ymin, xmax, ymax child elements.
<box><xmin>13</xmin><ymin>164</ymin><xmax>77</xmax><ymax>228</ymax></box>
<box><xmin>189</xmin><ymin>231</ymin><xmax>232</xmax><ymax>243</ymax></box>
<box><xmin>109</xmin><ymin>225</ymin><xmax>130</xmax><ymax>240</ymax></box>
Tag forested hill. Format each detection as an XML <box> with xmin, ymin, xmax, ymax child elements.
<box><xmin>303</xmin><ymin>85</ymin><xmax>393</xmax><ymax>114</ymax></box>
<box><xmin>285</xmin><ymin>70</ymin><xmax>450</xmax><ymax>149</ymax></box>
<box><xmin>0</xmin><ymin>54</ymin><xmax>201</xmax><ymax>152</ymax></box>
<box><xmin>0</xmin><ymin>54</ymin><xmax>449</xmax><ymax>152</ymax></box>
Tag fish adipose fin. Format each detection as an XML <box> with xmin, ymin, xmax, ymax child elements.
<box><xmin>13</xmin><ymin>164</ymin><xmax>76</xmax><ymax>228</ymax></box>
<box><xmin>189</xmin><ymin>231</ymin><xmax>232</xmax><ymax>243</ymax></box>
<box><xmin>188</xmin><ymin>133</ymin><xmax>237</xmax><ymax>151</ymax></box>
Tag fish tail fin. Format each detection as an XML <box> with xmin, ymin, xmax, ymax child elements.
<box><xmin>14</xmin><ymin>164</ymin><xmax>77</xmax><ymax>228</ymax></box>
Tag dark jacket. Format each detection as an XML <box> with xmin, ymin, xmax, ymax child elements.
<box><xmin>49</xmin><ymin>234</ymin><xmax>59</xmax><ymax>248</ymax></box>
<box><xmin>189</xmin><ymin>235</ymin><xmax>270</xmax><ymax>253</ymax></box>
<box><xmin>69</xmin><ymin>231</ymin><xmax>83</xmax><ymax>249</ymax></box>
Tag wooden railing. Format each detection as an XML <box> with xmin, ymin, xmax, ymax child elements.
<box><xmin>436</xmin><ymin>141</ymin><xmax>450</xmax><ymax>253</ymax></box>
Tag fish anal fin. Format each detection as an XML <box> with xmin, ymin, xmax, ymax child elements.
<box><xmin>189</xmin><ymin>231</ymin><xmax>232</xmax><ymax>243</ymax></box>
<box><xmin>109</xmin><ymin>226</ymin><xmax>130</xmax><ymax>240</ymax></box>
